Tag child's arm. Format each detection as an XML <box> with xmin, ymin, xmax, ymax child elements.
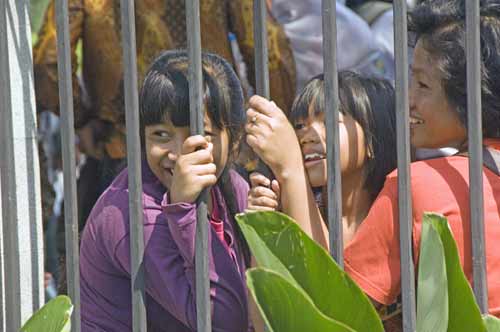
<box><xmin>245</xmin><ymin>96</ymin><xmax>329</xmax><ymax>249</ymax></box>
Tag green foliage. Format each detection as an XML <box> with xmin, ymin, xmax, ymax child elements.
<box><xmin>484</xmin><ymin>315</ymin><xmax>500</xmax><ymax>332</ymax></box>
<box><xmin>238</xmin><ymin>211</ymin><xmax>499</xmax><ymax>332</ymax></box>
<box><xmin>247</xmin><ymin>269</ymin><xmax>355</xmax><ymax>332</ymax></box>
<box><xmin>20</xmin><ymin>295</ymin><xmax>73</xmax><ymax>332</ymax></box>
<box><xmin>417</xmin><ymin>216</ymin><xmax>448</xmax><ymax>332</ymax></box>
<box><xmin>424</xmin><ymin>213</ymin><xmax>486</xmax><ymax>332</ymax></box>
<box><xmin>236</xmin><ymin>211</ymin><xmax>384</xmax><ymax>332</ymax></box>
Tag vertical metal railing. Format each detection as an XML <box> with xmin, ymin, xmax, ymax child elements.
<box><xmin>119</xmin><ymin>0</ymin><xmax>148</xmax><ymax>331</ymax></box>
<box><xmin>393</xmin><ymin>1</ymin><xmax>416</xmax><ymax>331</ymax></box>
<box><xmin>186</xmin><ymin>1</ymin><xmax>211</xmax><ymax>331</ymax></box>
<box><xmin>0</xmin><ymin>1</ymin><xmax>44</xmax><ymax>330</ymax></box>
<box><xmin>0</xmin><ymin>176</ymin><xmax>5</xmax><ymax>332</ymax></box>
<box><xmin>322</xmin><ymin>0</ymin><xmax>344</xmax><ymax>266</ymax></box>
<box><xmin>0</xmin><ymin>1</ymin><xmax>492</xmax><ymax>331</ymax></box>
<box><xmin>254</xmin><ymin>0</ymin><xmax>270</xmax><ymax>99</ymax></box>
<box><xmin>0</xmin><ymin>4</ymin><xmax>7</xmax><ymax>329</ymax></box>
<box><xmin>54</xmin><ymin>1</ymin><xmax>81</xmax><ymax>331</ymax></box>
<box><xmin>253</xmin><ymin>0</ymin><xmax>276</xmax><ymax>181</ymax></box>
<box><xmin>466</xmin><ymin>0</ymin><xmax>488</xmax><ymax>314</ymax></box>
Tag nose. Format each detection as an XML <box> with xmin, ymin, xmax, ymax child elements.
<box><xmin>299</xmin><ymin>126</ymin><xmax>318</xmax><ymax>145</ymax></box>
<box><xmin>166</xmin><ymin>135</ymin><xmax>186</xmax><ymax>161</ymax></box>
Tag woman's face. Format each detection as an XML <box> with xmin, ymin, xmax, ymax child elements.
<box><xmin>294</xmin><ymin>109</ymin><xmax>367</xmax><ymax>188</ymax></box>
<box><xmin>144</xmin><ymin>113</ymin><xmax>229</xmax><ymax>189</ymax></box>
<box><xmin>409</xmin><ymin>40</ymin><xmax>467</xmax><ymax>149</ymax></box>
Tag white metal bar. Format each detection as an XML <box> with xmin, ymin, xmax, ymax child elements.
<box><xmin>466</xmin><ymin>0</ymin><xmax>488</xmax><ymax>313</ymax></box>
<box><xmin>322</xmin><ymin>0</ymin><xmax>344</xmax><ymax>265</ymax></box>
<box><xmin>393</xmin><ymin>1</ymin><xmax>416</xmax><ymax>331</ymax></box>
<box><xmin>186</xmin><ymin>0</ymin><xmax>211</xmax><ymax>331</ymax></box>
<box><xmin>0</xmin><ymin>0</ymin><xmax>44</xmax><ymax>329</ymax></box>
<box><xmin>119</xmin><ymin>0</ymin><xmax>147</xmax><ymax>330</ymax></box>
<box><xmin>54</xmin><ymin>0</ymin><xmax>81</xmax><ymax>330</ymax></box>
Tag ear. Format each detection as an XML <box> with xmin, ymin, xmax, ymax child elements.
<box><xmin>366</xmin><ymin>144</ymin><xmax>374</xmax><ymax>159</ymax></box>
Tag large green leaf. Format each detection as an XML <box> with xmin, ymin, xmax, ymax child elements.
<box><xmin>484</xmin><ymin>315</ymin><xmax>500</xmax><ymax>332</ymax></box>
<box><xmin>425</xmin><ymin>213</ymin><xmax>486</xmax><ymax>332</ymax></box>
<box><xmin>247</xmin><ymin>268</ymin><xmax>356</xmax><ymax>332</ymax></box>
<box><xmin>237</xmin><ymin>212</ymin><xmax>383</xmax><ymax>332</ymax></box>
<box><xmin>20</xmin><ymin>295</ymin><xmax>73</xmax><ymax>332</ymax></box>
<box><xmin>417</xmin><ymin>217</ymin><xmax>448</xmax><ymax>332</ymax></box>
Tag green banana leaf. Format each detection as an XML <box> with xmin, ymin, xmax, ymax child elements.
<box><xmin>20</xmin><ymin>295</ymin><xmax>73</xmax><ymax>332</ymax></box>
<box><xmin>483</xmin><ymin>315</ymin><xmax>500</xmax><ymax>332</ymax></box>
<box><xmin>247</xmin><ymin>268</ymin><xmax>356</xmax><ymax>332</ymax></box>
<box><xmin>417</xmin><ymin>216</ymin><xmax>448</xmax><ymax>332</ymax></box>
<box><xmin>237</xmin><ymin>211</ymin><xmax>383</xmax><ymax>332</ymax></box>
<box><xmin>425</xmin><ymin>213</ymin><xmax>486</xmax><ymax>332</ymax></box>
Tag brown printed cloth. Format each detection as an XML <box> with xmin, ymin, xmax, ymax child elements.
<box><xmin>33</xmin><ymin>0</ymin><xmax>296</xmax><ymax>159</ymax></box>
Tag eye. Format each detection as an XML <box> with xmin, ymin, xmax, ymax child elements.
<box><xmin>152</xmin><ymin>130</ymin><xmax>171</xmax><ymax>140</ymax></box>
<box><xmin>418</xmin><ymin>81</ymin><xmax>429</xmax><ymax>89</ymax></box>
<box><xmin>294</xmin><ymin>123</ymin><xmax>305</xmax><ymax>130</ymax></box>
<box><xmin>205</xmin><ymin>130</ymin><xmax>215</xmax><ymax>137</ymax></box>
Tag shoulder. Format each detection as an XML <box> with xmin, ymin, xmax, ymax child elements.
<box><xmin>385</xmin><ymin>156</ymin><xmax>469</xmax><ymax>184</ymax></box>
<box><xmin>84</xmin><ymin>174</ymin><xmax>131</xmax><ymax>247</ymax></box>
<box><xmin>84</xmin><ymin>168</ymin><xmax>164</xmax><ymax>251</ymax></box>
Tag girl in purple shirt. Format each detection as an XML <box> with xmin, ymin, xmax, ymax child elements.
<box><xmin>79</xmin><ymin>51</ymin><xmax>252</xmax><ymax>331</ymax></box>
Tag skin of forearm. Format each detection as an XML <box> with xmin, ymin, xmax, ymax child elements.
<box><xmin>277</xmin><ymin>166</ymin><xmax>329</xmax><ymax>250</ymax></box>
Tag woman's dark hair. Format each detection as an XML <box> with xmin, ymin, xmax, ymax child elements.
<box><xmin>290</xmin><ymin>71</ymin><xmax>397</xmax><ymax>201</ymax></box>
<box><xmin>139</xmin><ymin>50</ymin><xmax>250</xmax><ymax>265</ymax></box>
<box><xmin>408</xmin><ymin>0</ymin><xmax>500</xmax><ymax>138</ymax></box>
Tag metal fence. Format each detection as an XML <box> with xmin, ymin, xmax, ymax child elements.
<box><xmin>0</xmin><ymin>0</ymin><xmax>488</xmax><ymax>331</ymax></box>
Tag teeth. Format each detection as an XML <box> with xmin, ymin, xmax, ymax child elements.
<box><xmin>304</xmin><ymin>153</ymin><xmax>326</xmax><ymax>161</ymax></box>
<box><xmin>409</xmin><ymin>117</ymin><xmax>424</xmax><ymax>125</ymax></box>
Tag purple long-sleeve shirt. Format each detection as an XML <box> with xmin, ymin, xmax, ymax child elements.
<box><xmin>79</xmin><ymin>160</ymin><xmax>250</xmax><ymax>331</ymax></box>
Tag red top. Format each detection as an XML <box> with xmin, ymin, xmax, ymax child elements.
<box><xmin>344</xmin><ymin>141</ymin><xmax>500</xmax><ymax>317</ymax></box>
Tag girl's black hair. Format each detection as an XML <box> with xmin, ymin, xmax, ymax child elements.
<box><xmin>289</xmin><ymin>71</ymin><xmax>397</xmax><ymax>201</ymax></box>
<box><xmin>408</xmin><ymin>0</ymin><xmax>500</xmax><ymax>138</ymax></box>
<box><xmin>139</xmin><ymin>50</ymin><xmax>250</xmax><ymax>266</ymax></box>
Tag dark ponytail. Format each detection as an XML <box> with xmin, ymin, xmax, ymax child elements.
<box><xmin>218</xmin><ymin>167</ymin><xmax>251</xmax><ymax>267</ymax></box>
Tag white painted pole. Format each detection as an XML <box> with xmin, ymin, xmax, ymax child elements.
<box><xmin>0</xmin><ymin>0</ymin><xmax>44</xmax><ymax>330</ymax></box>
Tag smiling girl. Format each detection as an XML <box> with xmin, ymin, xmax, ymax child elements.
<box><xmin>247</xmin><ymin>71</ymin><xmax>397</xmax><ymax>245</ymax></box>
<box><xmin>79</xmin><ymin>51</ymin><xmax>252</xmax><ymax>331</ymax></box>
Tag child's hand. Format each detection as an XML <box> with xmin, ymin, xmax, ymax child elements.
<box><xmin>246</xmin><ymin>172</ymin><xmax>281</xmax><ymax>212</ymax></box>
<box><xmin>169</xmin><ymin>135</ymin><xmax>217</xmax><ymax>204</ymax></box>
<box><xmin>245</xmin><ymin>96</ymin><xmax>303</xmax><ymax>181</ymax></box>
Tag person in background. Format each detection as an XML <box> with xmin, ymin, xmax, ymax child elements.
<box><xmin>79</xmin><ymin>51</ymin><xmax>254</xmax><ymax>331</ymax></box>
<box><xmin>268</xmin><ymin>0</ymin><xmax>393</xmax><ymax>92</ymax></box>
<box><xmin>243</xmin><ymin>1</ymin><xmax>500</xmax><ymax>330</ymax></box>
<box><xmin>247</xmin><ymin>72</ymin><xmax>398</xmax><ymax>246</ymax></box>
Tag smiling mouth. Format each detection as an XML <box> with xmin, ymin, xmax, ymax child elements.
<box><xmin>409</xmin><ymin>116</ymin><xmax>424</xmax><ymax>125</ymax></box>
<box><xmin>304</xmin><ymin>152</ymin><xmax>326</xmax><ymax>163</ymax></box>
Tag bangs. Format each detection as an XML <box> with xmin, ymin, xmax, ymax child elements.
<box><xmin>140</xmin><ymin>66</ymin><xmax>190</xmax><ymax>127</ymax></box>
<box><xmin>140</xmin><ymin>58</ymin><xmax>225</xmax><ymax>130</ymax></box>
<box><xmin>289</xmin><ymin>74</ymin><xmax>325</xmax><ymax>124</ymax></box>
